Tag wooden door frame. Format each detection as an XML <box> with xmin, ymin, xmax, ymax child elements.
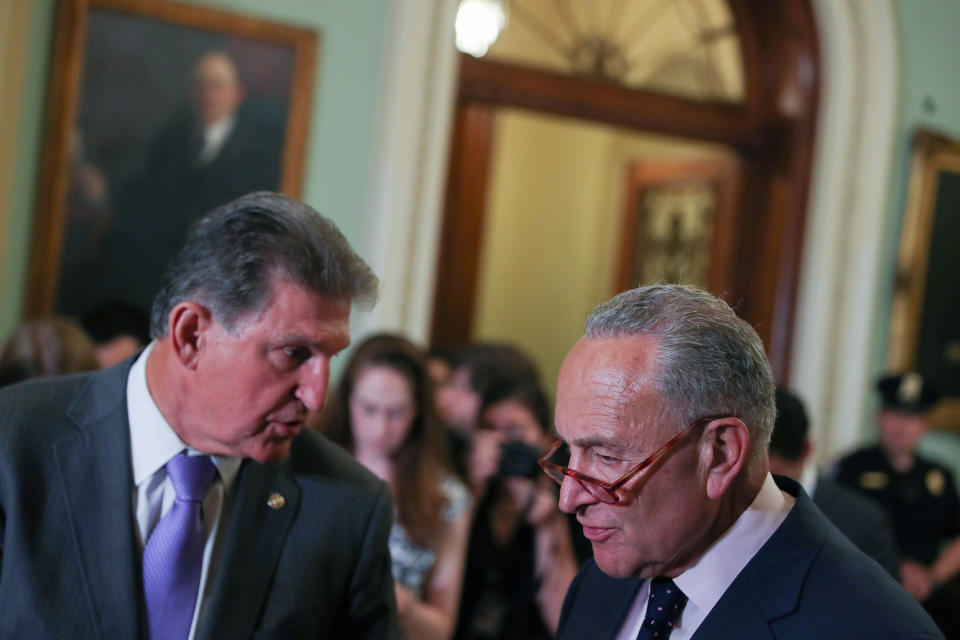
<box><xmin>431</xmin><ymin>0</ymin><xmax>819</xmax><ymax>380</ymax></box>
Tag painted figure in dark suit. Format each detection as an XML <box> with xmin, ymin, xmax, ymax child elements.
<box><xmin>768</xmin><ymin>385</ymin><xmax>900</xmax><ymax>578</ymax></box>
<box><xmin>0</xmin><ymin>192</ymin><xmax>397</xmax><ymax>638</ymax></box>
<box><xmin>58</xmin><ymin>50</ymin><xmax>284</xmax><ymax>319</ymax></box>
<box><xmin>543</xmin><ymin>285</ymin><xmax>941</xmax><ymax>639</ymax></box>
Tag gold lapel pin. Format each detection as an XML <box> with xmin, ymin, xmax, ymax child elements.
<box><xmin>267</xmin><ymin>493</ymin><xmax>286</xmax><ymax>510</ymax></box>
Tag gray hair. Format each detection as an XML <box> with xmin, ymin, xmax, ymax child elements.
<box><xmin>584</xmin><ymin>284</ymin><xmax>775</xmax><ymax>463</ymax></box>
<box><xmin>150</xmin><ymin>191</ymin><xmax>378</xmax><ymax>337</ymax></box>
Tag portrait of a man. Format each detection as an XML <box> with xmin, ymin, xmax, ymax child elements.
<box><xmin>52</xmin><ymin>3</ymin><xmax>312</xmax><ymax>319</ymax></box>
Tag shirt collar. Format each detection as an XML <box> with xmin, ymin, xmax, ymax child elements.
<box><xmin>127</xmin><ymin>342</ymin><xmax>243</xmax><ymax>490</ymax></box>
<box><xmin>799</xmin><ymin>461</ymin><xmax>819</xmax><ymax>496</ymax></box>
<box><xmin>673</xmin><ymin>473</ymin><xmax>794</xmax><ymax>617</ymax></box>
<box><xmin>202</xmin><ymin>114</ymin><xmax>236</xmax><ymax>146</ymax></box>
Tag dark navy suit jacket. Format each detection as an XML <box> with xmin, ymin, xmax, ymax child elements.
<box><xmin>813</xmin><ymin>475</ymin><xmax>900</xmax><ymax>578</ymax></box>
<box><xmin>556</xmin><ymin>476</ymin><xmax>942</xmax><ymax>639</ymax></box>
<box><xmin>0</xmin><ymin>358</ymin><xmax>397</xmax><ymax>639</ymax></box>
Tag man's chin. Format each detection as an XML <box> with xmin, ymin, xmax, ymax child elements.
<box><xmin>592</xmin><ymin>547</ymin><xmax>648</xmax><ymax>579</ymax></box>
<box><xmin>593</xmin><ymin>555</ymin><xmax>632</xmax><ymax>579</ymax></box>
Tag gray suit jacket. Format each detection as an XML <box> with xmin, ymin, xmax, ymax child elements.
<box><xmin>0</xmin><ymin>359</ymin><xmax>397</xmax><ymax>639</ymax></box>
<box><xmin>556</xmin><ymin>476</ymin><xmax>942</xmax><ymax>639</ymax></box>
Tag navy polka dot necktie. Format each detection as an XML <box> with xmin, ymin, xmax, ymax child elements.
<box><xmin>636</xmin><ymin>577</ymin><xmax>687</xmax><ymax>639</ymax></box>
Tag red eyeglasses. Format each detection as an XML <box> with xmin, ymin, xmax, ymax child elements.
<box><xmin>538</xmin><ymin>415</ymin><xmax>726</xmax><ymax>504</ymax></box>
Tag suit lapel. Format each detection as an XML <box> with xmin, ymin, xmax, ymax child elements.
<box><xmin>196</xmin><ymin>460</ymin><xmax>301</xmax><ymax>639</ymax></box>
<box><xmin>602</xmin><ymin>578</ymin><xmax>644</xmax><ymax>639</ymax></box>
<box><xmin>53</xmin><ymin>362</ymin><xmax>141</xmax><ymax>639</ymax></box>
<box><xmin>562</xmin><ymin>562</ymin><xmax>643</xmax><ymax>640</ymax></box>
<box><xmin>692</xmin><ymin>478</ymin><xmax>820</xmax><ymax>640</ymax></box>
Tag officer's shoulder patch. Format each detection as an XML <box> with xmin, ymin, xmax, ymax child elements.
<box><xmin>859</xmin><ymin>471</ymin><xmax>888</xmax><ymax>489</ymax></box>
<box><xmin>927</xmin><ymin>469</ymin><xmax>945</xmax><ymax>496</ymax></box>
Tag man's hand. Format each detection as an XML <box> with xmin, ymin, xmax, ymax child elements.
<box><xmin>468</xmin><ymin>430</ymin><xmax>504</xmax><ymax>495</ymax></box>
<box><xmin>394</xmin><ymin>583</ymin><xmax>414</xmax><ymax>619</ymax></box>
<box><xmin>901</xmin><ymin>560</ymin><xmax>933</xmax><ymax>601</ymax></box>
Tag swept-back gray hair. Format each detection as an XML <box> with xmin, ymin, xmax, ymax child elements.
<box><xmin>150</xmin><ymin>191</ymin><xmax>378</xmax><ymax>337</ymax></box>
<box><xmin>584</xmin><ymin>284</ymin><xmax>775</xmax><ymax>462</ymax></box>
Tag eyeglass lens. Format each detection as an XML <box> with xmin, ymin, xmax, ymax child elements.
<box><xmin>543</xmin><ymin>442</ymin><xmax>619</xmax><ymax>504</ymax></box>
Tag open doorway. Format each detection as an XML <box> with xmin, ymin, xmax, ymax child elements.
<box><xmin>432</xmin><ymin>0</ymin><xmax>819</xmax><ymax>381</ymax></box>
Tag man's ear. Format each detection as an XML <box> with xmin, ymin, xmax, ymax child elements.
<box><xmin>698</xmin><ymin>417</ymin><xmax>750</xmax><ymax>500</ymax></box>
<box><xmin>167</xmin><ymin>302</ymin><xmax>213</xmax><ymax>369</ymax></box>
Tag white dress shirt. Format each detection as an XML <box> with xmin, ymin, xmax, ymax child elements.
<box><xmin>194</xmin><ymin>114</ymin><xmax>236</xmax><ymax>166</ymax></box>
<box><xmin>128</xmin><ymin>343</ymin><xmax>242</xmax><ymax>640</ymax></box>
<box><xmin>799</xmin><ymin>461</ymin><xmax>819</xmax><ymax>496</ymax></box>
<box><xmin>615</xmin><ymin>473</ymin><xmax>795</xmax><ymax>640</ymax></box>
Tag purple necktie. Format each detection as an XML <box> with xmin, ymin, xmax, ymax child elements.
<box><xmin>636</xmin><ymin>577</ymin><xmax>687</xmax><ymax>639</ymax></box>
<box><xmin>142</xmin><ymin>452</ymin><xmax>217</xmax><ymax>640</ymax></box>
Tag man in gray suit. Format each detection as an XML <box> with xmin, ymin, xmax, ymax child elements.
<box><xmin>544</xmin><ymin>285</ymin><xmax>940</xmax><ymax>639</ymax></box>
<box><xmin>0</xmin><ymin>192</ymin><xmax>397</xmax><ymax>638</ymax></box>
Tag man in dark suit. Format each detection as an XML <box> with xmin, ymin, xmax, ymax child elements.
<box><xmin>542</xmin><ymin>285</ymin><xmax>940</xmax><ymax>639</ymax></box>
<box><xmin>0</xmin><ymin>192</ymin><xmax>397</xmax><ymax>638</ymax></box>
<box><xmin>768</xmin><ymin>386</ymin><xmax>900</xmax><ymax>578</ymax></box>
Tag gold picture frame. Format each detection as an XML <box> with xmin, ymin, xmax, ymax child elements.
<box><xmin>26</xmin><ymin>0</ymin><xmax>317</xmax><ymax>320</ymax></box>
<box><xmin>888</xmin><ymin>129</ymin><xmax>960</xmax><ymax>430</ymax></box>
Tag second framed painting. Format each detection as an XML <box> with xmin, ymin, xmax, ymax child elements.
<box><xmin>28</xmin><ymin>0</ymin><xmax>317</xmax><ymax>320</ymax></box>
<box><xmin>889</xmin><ymin>129</ymin><xmax>960</xmax><ymax>431</ymax></box>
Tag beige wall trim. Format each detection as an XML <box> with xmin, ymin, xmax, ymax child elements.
<box><xmin>792</xmin><ymin>0</ymin><xmax>899</xmax><ymax>461</ymax></box>
<box><xmin>358</xmin><ymin>0</ymin><xmax>460</xmax><ymax>344</ymax></box>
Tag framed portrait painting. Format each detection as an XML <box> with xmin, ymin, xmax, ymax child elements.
<box><xmin>26</xmin><ymin>0</ymin><xmax>317</xmax><ymax>320</ymax></box>
<box><xmin>888</xmin><ymin>129</ymin><xmax>960</xmax><ymax>431</ymax></box>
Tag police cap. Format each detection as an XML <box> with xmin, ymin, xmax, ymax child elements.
<box><xmin>876</xmin><ymin>372</ymin><xmax>940</xmax><ymax>414</ymax></box>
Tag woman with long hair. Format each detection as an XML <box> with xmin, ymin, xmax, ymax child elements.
<box><xmin>455</xmin><ymin>377</ymin><xmax>582</xmax><ymax>640</ymax></box>
<box><xmin>323</xmin><ymin>333</ymin><xmax>471</xmax><ymax>640</ymax></box>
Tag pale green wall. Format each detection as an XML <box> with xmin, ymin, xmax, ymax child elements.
<box><xmin>0</xmin><ymin>0</ymin><xmax>389</xmax><ymax>338</ymax></box>
<box><xmin>872</xmin><ymin>1</ymin><xmax>960</xmax><ymax>470</ymax></box>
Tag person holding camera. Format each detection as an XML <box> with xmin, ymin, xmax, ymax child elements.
<box><xmin>323</xmin><ymin>334</ymin><xmax>472</xmax><ymax>640</ymax></box>
<box><xmin>454</xmin><ymin>379</ymin><xmax>582</xmax><ymax>640</ymax></box>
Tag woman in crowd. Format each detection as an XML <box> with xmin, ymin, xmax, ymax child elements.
<box><xmin>455</xmin><ymin>374</ymin><xmax>583</xmax><ymax>640</ymax></box>
<box><xmin>0</xmin><ymin>316</ymin><xmax>99</xmax><ymax>382</ymax></box>
<box><xmin>323</xmin><ymin>334</ymin><xmax>471</xmax><ymax>640</ymax></box>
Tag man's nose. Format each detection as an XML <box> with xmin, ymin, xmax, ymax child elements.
<box><xmin>558</xmin><ymin>473</ymin><xmax>595</xmax><ymax>514</ymax></box>
<box><xmin>295</xmin><ymin>358</ymin><xmax>330</xmax><ymax>411</ymax></box>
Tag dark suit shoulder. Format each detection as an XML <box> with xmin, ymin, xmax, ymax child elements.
<box><xmin>792</xmin><ymin>524</ymin><xmax>940</xmax><ymax>637</ymax></box>
<box><xmin>556</xmin><ymin>560</ymin><xmax>642</xmax><ymax>640</ymax></box>
<box><xmin>0</xmin><ymin>372</ymin><xmax>101</xmax><ymax>443</ymax></box>
<box><xmin>766</xmin><ymin>479</ymin><xmax>940</xmax><ymax>638</ymax></box>
<box><xmin>285</xmin><ymin>428</ymin><xmax>386</xmax><ymax>495</ymax></box>
<box><xmin>0</xmin><ymin>372</ymin><xmax>90</xmax><ymax>410</ymax></box>
<box><xmin>814</xmin><ymin>476</ymin><xmax>889</xmax><ymax>524</ymax></box>
<box><xmin>812</xmin><ymin>476</ymin><xmax>900</xmax><ymax>577</ymax></box>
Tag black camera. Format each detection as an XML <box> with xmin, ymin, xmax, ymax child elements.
<box><xmin>497</xmin><ymin>440</ymin><xmax>542</xmax><ymax>479</ymax></box>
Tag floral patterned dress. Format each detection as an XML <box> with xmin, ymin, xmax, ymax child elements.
<box><xmin>389</xmin><ymin>474</ymin><xmax>471</xmax><ymax>598</ymax></box>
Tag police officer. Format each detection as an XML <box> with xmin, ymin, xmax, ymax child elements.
<box><xmin>835</xmin><ymin>372</ymin><xmax>960</xmax><ymax>633</ymax></box>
